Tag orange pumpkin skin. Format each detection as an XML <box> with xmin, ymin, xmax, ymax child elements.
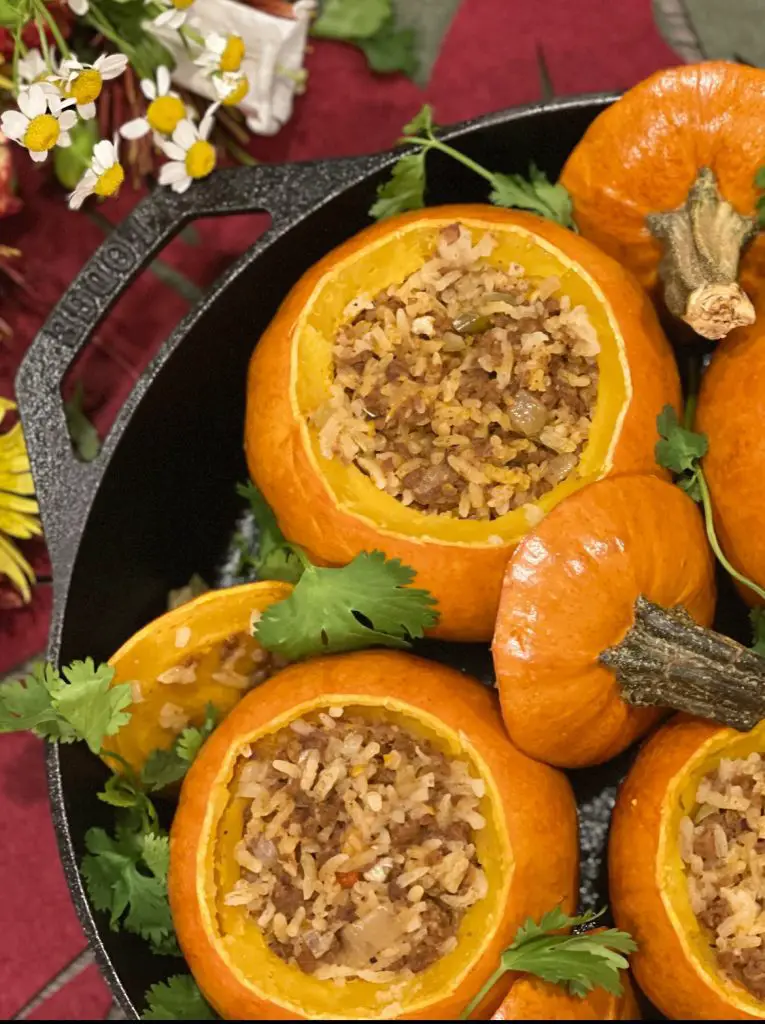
<box><xmin>560</xmin><ymin>62</ymin><xmax>765</xmax><ymax>302</ymax></box>
<box><xmin>491</xmin><ymin>973</ymin><xmax>641</xmax><ymax>1020</ymax></box>
<box><xmin>245</xmin><ymin>205</ymin><xmax>678</xmax><ymax>642</ymax></box>
<box><xmin>170</xmin><ymin>650</ymin><xmax>579</xmax><ymax>1020</ymax></box>
<box><xmin>610</xmin><ymin>716</ymin><xmax>765</xmax><ymax>1020</ymax></box>
<box><xmin>696</xmin><ymin>301</ymin><xmax>765</xmax><ymax>604</ymax></box>
<box><xmin>492</xmin><ymin>475</ymin><xmax>716</xmax><ymax>768</ymax></box>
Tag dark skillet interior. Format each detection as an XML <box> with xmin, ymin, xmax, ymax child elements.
<box><xmin>46</xmin><ymin>98</ymin><xmax>754</xmax><ymax>1019</ymax></box>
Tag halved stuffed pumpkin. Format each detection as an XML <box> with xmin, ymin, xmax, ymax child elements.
<box><xmin>169</xmin><ymin>649</ymin><xmax>578</xmax><ymax>1020</ymax></box>
<box><xmin>492</xmin><ymin>475</ymin><xmax>715</xmax><ymax>768</ymax></box>
<box><xmin>561</xmin><ymin>62</ymin><xmax>765</xmax><ymax>340</ymax></box>
<box><xmin>245</xmin><ymin>205</ymin><xmax>679</xmax><ymax>641</ymax></box>
<box><xmin>610</xmin><ymin>715</ymin><xmax>765</xmax><ymax>1020</ymax></box>
<box><xmin>102</xmin><ymin>581</ymin><xmax>291</xmax><ymax>774</ymax></box>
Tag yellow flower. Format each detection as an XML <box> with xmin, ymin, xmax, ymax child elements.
<box><xmin>0</xmin><ymin>399</ymin><xmax>41</xmax><ymax>602</ymax></box>
<box><xmin>195</xmin><ymin>32</ymin><xmax>247</xmax><ymax>76</ymax></box>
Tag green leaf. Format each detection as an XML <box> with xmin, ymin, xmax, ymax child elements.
<box><xmin>142</xmin><ymin>975</ymin><xmax>216</xmax><ymax>1020</ymax></box>
<box><xmin>655</xmin><ymin>404</ymin><xmax>708</xmax><ymax>475</ymax></box>
<box><xmin>167</xmin><ymin>573</ymin><xmax>209</xmax><ymax>611</ymax></box>
<box><xmin>140</xmin><ymin>705</ymin><xmax>218</xmax><ymax>790</ymax></box>
<box><xmin>54</xmin><ymin>659</ymin><xmax>132</xmax><ymax>754</ymax></box>
<box><xmin>489</xmin><ymin>165</ymin><xmax>575</xmax><ymax>228</ymax></box>
<box><xmin>755</xmin><ymin>166</ymin><xmax>765</xmax><ymax>190</ymax></box>
<box><xmin>369</xmin><ymin>150</ymin><xmax>428</xmax><ymax>220</ymax></box>
<box><xmin>402</xmin><ymin>103</ymin><xmax>435</xmax><ymax>138</ymax></box>
<box><xmin>312</xmin><ymin>0</ymin><xmax>391</xmax><ymax>40</ymax></box>
<box><xmin>54</xmin><ymin>120</ymin><xmax>98</xmax><ymax>192</ymax></box>
<box><xmin>141</xmin><ymin>833</ymin><xmax>170</xmax><ymax>880</ymax></box>
<box><xmin>64</xmin><ymin>382</ymin><xmax>101</xmax><ymax>462</ymax></box>
<box><xmin>98</xmin><ymin>772</ymin><xmax>146</xmax><ymax>810</ymax></box>
<box><xmin>255</xmin><ymin>550</ymin><xmax>439</xmax><ymax>660</ymax></box>
<box><xmin>0</xmin><ymin>0</ymin><xmax>27</xmax><ymax>30</ymax></box>
<box><xmin>236</xmin><ymin>481</ymin><xmax>303</xmax><ymax>584</ymax></box>
<box><xmin>0</xmin><ymin>664</ymin><xmax>76</xmax><ymax>741</ymax></box>
<box><xmin>357</xmin><ymin>17</ymin><xmax>418</xmax><ymax>77</ymax></box>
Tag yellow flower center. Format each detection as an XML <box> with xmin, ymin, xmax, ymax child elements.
<box><xmin>220</xmin><ymin>74</ymin><xmax>248</xmax><ymax>106</ymax></box>
<box><xmin>23</xmin><ymin>113</ymin><xmax>59</xmax><ymax>153</ymax></box>
<box><xmin>94</xmin><ymin>162</ymin><xmax>125</xmax><ymax>198</ymax></box>
<box><xmin>185</xmin><ymin>139</ymin><xmax>216</xmax><ymax>180</ymax></box>
<box><xmin>69</xmin><ymin>68</ymin><xmax>103</xmax><ymax>105</ymax></box>
<box><xmin>220</xmin><ymin>35</ymin><xmax>245</xmax><ymax>73</ymax></box>
<box><xmin>147</xmin><ymin>95</ymin><xmax>186</xmax><ymax>135</ymax></box>
<box><xmin>172</xmin><ymin>0</ymin><xmax>195</xmax><ymax>8</ymax></box>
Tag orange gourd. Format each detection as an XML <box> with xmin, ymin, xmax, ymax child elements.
<box><xmin>561</xmin><ymin>62</ymin><xmax>765</xmax><ymax>340</ymax></box>
<box><xmin>696</xmin><ymin>290</ymin><xmax>765</xmax><ymax>604</ymax></box>
<box><xmin>245</xmin><ymin>205</ymin><xmax>679</xmax><ymax>642</ymax></box>
<box><xmin>102</xmin><ymin>581</ymin><xmax>291</xmax><ymax>774</ymax></box>
<box><xmin>491</xmin><ymin>970</ymin><xmax>640</xmax><ymax>1020</ymax></box>
<box><xmin>610</xmin><ymin>715</ymin><xmax>765</xmax><ymax>1020</ymax></box>
<box><xmin>169</xmin><ymin>650</ymin><xmax>579</xmax><ymax>1020</ymax></box>
<box><xmin>492</xmin><ymin>475</ymin><xmax>715</xmax><ymax>768</ymax></box>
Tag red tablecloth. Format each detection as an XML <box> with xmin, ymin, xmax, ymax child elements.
<box><xmin>0</xmin><ymin>1</ymin><xmax>680</xmax><ymax>1016</ymax></box>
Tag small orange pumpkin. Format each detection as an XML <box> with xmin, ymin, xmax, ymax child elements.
<box><xmin>561</xmin><ymin>62</ymin><xmax>765</xmax><ymax>340</ymax></box>
<box><xmin>610</xmin><ymin>715</ymin><xmax>765</xmax><ymax>1020</ymax></box>
<box><xmin>245</xmin><ymin>205</ymin><xmax>679</xmax><ymax>641</ymax></box>
<box><xmin>102</xmin><ymin>581</ymin><xmax>291</xmax><ymax>774</ymax></box>
<box><xmin>492</xmin><ymin>475</ymin><xmax>715</xmax><ymax>767</ymax></box>
<box><xmin>169</xmin><ymin>650</ymin><xmax>579</xmax><ymax>1020</ymax></box>
<box><xmin>491</xmin><ymin>970</ymin><xmax>641</xmax><ymax>1020</ymax></box>
<box><xmin>696</xmin><ymin>291</ymin><xmax>765</xmax><ymax>604</ymax></box>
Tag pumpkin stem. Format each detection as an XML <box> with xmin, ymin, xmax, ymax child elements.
<box><xmin>601</xmin><ymin>596</ymin><xmax>765</xmax><ymax>731</ymax></box>
<box><xmin>646</xmin><ymin>166</ymin><xmax>758</xmax><ymax>341</ymax></box>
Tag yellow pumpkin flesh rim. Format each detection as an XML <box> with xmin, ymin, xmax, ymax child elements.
<box><xmin>292</xmin><ymin>216</ymin><xmax>631</xmax><ymax>548</ymax></box>
<box><xmin>197</xmin><ymin>694</ymin><xmax>513</xmax><ymax>1019</ymax></box>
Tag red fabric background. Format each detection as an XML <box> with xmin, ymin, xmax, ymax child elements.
<box><xmin>0</xmin><ymin>0</ymin><xmax>680</xmax><ymax>1016</ymax></box>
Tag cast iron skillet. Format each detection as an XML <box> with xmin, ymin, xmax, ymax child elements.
<box><xmin>16</xmin><ymin>93</ymin><xmax>748</xmax><ymax>1019</ymax></box>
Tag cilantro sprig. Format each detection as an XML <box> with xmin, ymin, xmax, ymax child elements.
<box><xmin>254</xmin><ymin>550</ymin><xmax>439</xmax><ymax>660</ymax></box>
<box><xmin>140</xmin><ymin>705</ymin><xmax>219</xmax><ymax>791</ymax></box>
<box><xmin>235</xmin><ymin>481</ymin><xmax>303</xmax><ymax>583</ymax></box>
<box><xmin>460</xmin><ymin>907</ymin><xmax>636</xmax><ymax>1018</ymax></box>
<box><xmin>312</xmin><ymin>0</ymin><xmax>417</xmax><ymax>79</ymax></box>
<box><xmin>142</xmin><ymin>974</ymin><xmax>216</xmax><ymax>1020</ymax></box>
<box><xmin>370</xmin><ymin>104</ymin><xmax>575</xmax><ymax>228</ymax></box>
<box><xmin>655</xmin><ymin>404</ymin><xmax>765</xmax><ymax>608</ymax></box>
<box><xmin>0</xmin><ymin>658</ymin><xmax>132</xmax><ymax>754</ymax></box>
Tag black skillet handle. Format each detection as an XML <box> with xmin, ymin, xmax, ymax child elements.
<box><xmin>15</xmin><ymin>157</ymin><xmax>377</xmax><ymax>575</ymax></box>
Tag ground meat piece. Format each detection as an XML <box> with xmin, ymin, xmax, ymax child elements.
<box><xmin>271</xmin><ymin>880</ymin><xmax>302</xmax><ymax>917</ymax></box>
<box><xmin>737</xmin><ymin>949</ymin><xmax>765</xmax><ymax>1000</ymax></box>
<box><xmin>389</xmin><ymin>820</ymin><xmax>424</xmax><ymax>847</ymax></box>
<box><xmin>374</xmin><ymin>767</ymin><xmax>396</xmax><ymax>785</ymax></box>
<box><xmin>269</xmin><ymin>940</ymin><xmax>292</xmax><ymax>963</ymax></box>
<box><xmin>422</xmin><ymin>899</ymin><xmax>455</xmax><ymax>944</ymax></box>
<box><xmin>403</xmin><ymin>945</ymin><xmax>441</xmax><ymax>973</ymax></box>
<box><xmin>693</xmin><ymin>827</ymin><xmax>720</xmax><ymax>865</ymax></box>
<box><xmin>388</xmin><ymin>878</ymin><xmax>407</xmax><ymax>902</ymax></box>
<box><xmin>400</xmin><ymin>464</ymin><xmax>460</xmax><ymax>509</ymax></box>
<box><xmin>219</xmin><ymin>634</ymin><xmax>241</xmax><ymax>662</ymax></box>
<box><xmin>441</xmin><ymin>820</ymin><xmax>473</xmax><ymax>844</ymax></box>
<box><xmin>335</xmin><ymin>902</ymin><xmax>357</xmax><ymax>923</ymax></box>
<box><xmin>699</xmin><ymin>895</ymin><xmax>730</xmax><ymax>931</ymax></box>
<box><xmin>294</xmin><ymin>948</ymin><xmax>319</xmax><ymax>973</ymax></box>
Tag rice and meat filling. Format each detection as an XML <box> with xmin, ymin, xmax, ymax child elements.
<box><xmin>313</xmin><ymin>223</ymin><xmax>600</xmax><ymax>519</ymax></box>
<box><xmin>680</xmin><ymin>753</ymin><xmax>765</xmax><ymax>999</ymax></box>
<box><xmin>224</xmin><ymin>708</ymin><xmax>488</xmax><ymax>982</ymax></box>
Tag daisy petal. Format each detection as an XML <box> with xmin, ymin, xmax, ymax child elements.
<box><xmin>153</xmin><ymin>9</ymin><xmax>176</xmax><ymax>27</ymax></box>
<box><xmin>28</xmin><ymin>85</ymin><xmax>47</xmax><ymax>118</ymax></box>
<box><xmin>92</xmin><ymin>140</ymin><xmax>115</xmax><ymax>170</ymax></box>
<box><xmin>57</xmin><ymin>131</ymin><xmax>72</xmax><ymax>148</ymax></box>
<box><xmin>120</xmin><ymin>117</ymin><xmax>151</xmax><ymax>140</ymax></box>
<box><xmin>159</xmin><ymin>140</ymin><xmax>186</xmax><ymax>161</ymax></box>
<box><xmin>77</xmin><ymin>102</ymin><xmax>97</xmax><ymax>121</ymax></box>
<box><xmin>173</xmin><ymin>177</ymin><xmax>192</xmax><ymax>194</ymax></box>
<box><xmin>173</xmin><ymin>119</ymin><xmax>197</xmax><ymax>150</ymax></box>
<box><xmin>140</xmin><ymin>79</ymin><xmax>156</xmax><ymax>101</ymax></box>
<box><xmin>68</xmin><ymin>0</ymin><xmax>89</xmax><ymax>14</ymax></box>
<box><xmin>30</xmin><ymin>149</ymin><xmax>47</xmax><ymax>163</ymax></box>
<box><xmin>99</xmin><ymin>54</ymin><xmax>129</xmax><ymax>80</ymax></box>
<box><xmin>0</xmin><ymin>111</ymin><xmax>28</xmax><ymax>140</ymax></box>
<box><xmin>158</xmin><ymin>161</ymin><xmax>188</xmax><ymax>185</ymax></box>
<box><xmin>16</xmin><ymin>90</ymin><xmax>33</xmax><ymax>118</ymax></box>
<box><xmin>199</xmin><ymin>102</ymin><xmax>220</xmax><ymax>140</ymax></box>
<box><xmin>68</xmin><ymin>188</ymin><xmax>89</xmax><ymax>210</ymax></box>
<box><xmin>59</xmin><ymin>110</ymin><xmax>78</xmax><ymax>131</ymax></box>
<box><xmin>156</xmin><ymin>65</ymin><xmax>171</xmax><ymax>96</ymax></box>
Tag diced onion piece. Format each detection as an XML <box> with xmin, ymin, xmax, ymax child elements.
<box><xmin>508</xmin><ymin>390</ymin><xmax>548</xmax><ymax>436</ymax></box>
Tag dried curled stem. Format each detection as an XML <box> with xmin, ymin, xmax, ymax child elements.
<box><xmin>601</xmin><ymin>597</ymin><xmax>765</xmax><ymax>732</ymax></box>
<box><xmin>647</xmin><ymin>167</ymin><xmax>758</xmax><ymax>341</ymax></box>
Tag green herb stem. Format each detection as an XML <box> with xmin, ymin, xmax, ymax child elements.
<box><xmin>36</xmin><ymin>14</ymin><xmax>51</xmax><ymax>70</ymax></box>
<box><xmin>402</xmin><ymin>134</ymin><xmax>498</xmax><ymax>187</ymax></box>
<box><xmin>698</xmin><ymin>471</ymin><xmax>765</xmax><ymax>603</ymax></box>
<box><xmin>460</xmin><ymin>963</ymin><xmax>506</xmax><ymax>1020</ymax></box>
<box><xmin>34</xmin><ymin>0</ymin><xmax>70</xmax><ymax>60</ymax></box>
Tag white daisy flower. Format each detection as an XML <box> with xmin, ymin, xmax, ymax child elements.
<box><xmin>0</xmin><ymin>85</ymin><xmax>76</xmax><ymax>163</ymax></box>
<box><xmin>149</xmin><ymin>0</ymin><xmax>196</xmax><ymax>30</ymax></box>
<box><xmin>212</xmin><ymin>70</ymin><xmax>250</xmax><ymax>107</ymax></box>
<box><xmin>157</xmin><ymin>103</ymin><xmax>218</xmax><ymax>194</ymax></box>
<box><xmin>68</xmin><ymin>137</ymin><xmax>125</xmax><ymax>210</ymax></box>
<box><xmin>120</xmin><ymin>65</ymin><xmax>188</xmax><ymax>140</ymax></box>
<box><xmin>18</xmin><ymin>49</ymin><xmax>49</xmax><ymax>85</ymax></box>
<box><xmin>194</xmin><ymin>32</ymin><xmax>246</xmax><ymax>76</ymax></box>
<box><xmin>58</xmin><ymin>53</ymin><xmax>129</xmax><ymax>120</ymax></box>
<box><xmin>67</xmin><ymin>0</ymin><xmax>90</xmax><ymax>13</ymax></box>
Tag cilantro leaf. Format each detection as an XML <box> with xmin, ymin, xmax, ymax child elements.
<box><xmin>255</xmin><ymin>550</ymin><xmax>439</xmax><ymax>660</ymax></box>
<box><xmin>81</xmin><ymin>824</ymin><xmax>176</xmax><ymax>955</ymax></box>
<box><xmin>236</xmin><ymin>481</ymin><xmax>303</xmax><ymax>584</ymax></box>
<box><xmin>358</xmin><ymin>18</ymin><xmax>418</xmax><ymax>78</ymax></box>
<box><xmin>64</xmin><ymin>382</ymin><xmax>101</xmax><ymax>463</ymax></box>
<box><xmin>489</xmin><ymin>165</ymin><xmax>575</xmax><ymax>228</ymax></box>
<box><xmin>142</xmin><ymin>975</ymin><xmax>216</xmax><ymax>1020</ymax></box>
<box><xmin>402</xmin><ymin>103</ymin><xmax>435</xmax><ymax>137</ymax></box>
<box><xmin>370</xmin><ymin>151</ymin><xmax>428</xmax><ymax>220</ymax></box>
<box><xmin>655</xmin><ymin>404</ymin><xmax>708</xmax><ymax>502</ymax></box>
<box><xmin>460</xmin><ymin>907</ymin><xmax>637</xmax><ymax>1018</ymax></box>
<box><xmin>141</xmin><ymin>705</ymin><xmax>218</xmax><ymax>791</ymax></box>
<box><xmin>312</xmin><ymin>0</ymin><xmax>390</xmax><ymax>40</ymax></box>
<box><xmin>0</xmin><ymin>658</ymin><xmax>132</xmax><ymax>754</ymax></box>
